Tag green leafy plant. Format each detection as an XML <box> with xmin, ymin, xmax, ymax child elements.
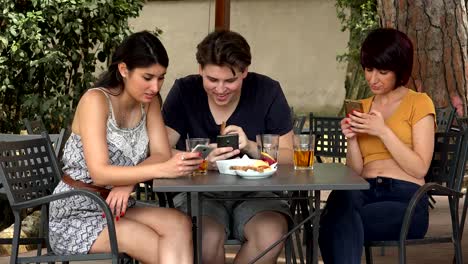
<box><xmin>335</xmin><ymin>0</ymin><xmax>379</xmax><ymax>102</ymax></box>
<box><xmin>0</xmin><ymin>0</ymin><xmax>146</xmax><ymax>133</ymax></box>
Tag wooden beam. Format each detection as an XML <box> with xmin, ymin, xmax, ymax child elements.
<box><xmin>215</xmin><ymin>0</ymin><xmax>230</xmax><ymax>31</ymax></box>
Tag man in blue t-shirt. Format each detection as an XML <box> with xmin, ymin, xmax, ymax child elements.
<box><xmin>162</xmin><ymin>30</ymin><xmax>293</xmax><ymax>264</ymax></box>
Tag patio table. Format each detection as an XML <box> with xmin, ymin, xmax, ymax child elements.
<box><xmin>153</xmin><ymin>163</ymin><xmax>369</xmax><ymax>264</ymax></box>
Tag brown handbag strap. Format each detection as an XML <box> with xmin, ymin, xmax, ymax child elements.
<box><xmin>62</xmin><ymin>174</ymin><xmax>110</xmax><ymax>199</ymax></box>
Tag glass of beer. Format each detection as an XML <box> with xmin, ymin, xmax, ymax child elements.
<box><xmin>293</xmin><ymin>134</ymin><xmax>315</xmax><ymax>170</ymax></box>
<box><xmin>186</xmin><ymin>138</ymin><xmax>210</xmax><ymax>175</ymax></box>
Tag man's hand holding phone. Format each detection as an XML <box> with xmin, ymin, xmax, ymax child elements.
<box><xmin>217</xmin><ymin>134</ymin><xmax>240</xmax><ymax>160</ymax></box>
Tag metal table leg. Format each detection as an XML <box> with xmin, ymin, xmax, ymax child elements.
<box><xmin>190</xmin><ymin>192</ymin><xmax>202</xmax><ymax>264</ymax></box>
<box><xmin>312</xmin><ymin>190</ymin><xmax>321</xmax><ymax>264</ymax></box>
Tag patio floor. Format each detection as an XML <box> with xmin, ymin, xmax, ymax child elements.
<box><xmin>0</xmin><ymin>195</ymin><xmax>466</xmax><ymax>263</ymax></box>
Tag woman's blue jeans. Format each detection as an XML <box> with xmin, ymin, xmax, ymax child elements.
<box><xmin>318</xmin><ymin>177</ymin><xmax>429</xmax><ymax>264</ymax></box>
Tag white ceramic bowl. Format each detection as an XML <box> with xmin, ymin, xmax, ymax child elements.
<box><xmin>216</xmin><ymin>159</ymin><xmax>252</xmax><ymax>175</ymax></box>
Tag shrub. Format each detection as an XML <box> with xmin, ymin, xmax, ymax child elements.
<box><xmin>0</xmin><ymin>0</ymin><xmax>145</xmax><ymax>133</ymax></box>
<box><xmin>335</xmin><ymin>0</ymin><xmax>379</xmax><ymax>102</ymax></box>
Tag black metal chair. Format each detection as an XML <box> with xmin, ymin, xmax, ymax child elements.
<box><xmin>364</xmin><ymin>131</ymin><xmax>468</xmax><ymax>264</ymax></box>
<box><xmin>426</xmin><ymin>107</ymin><xmax>455</xmax><ymax>209</ymax></box>
<box><xmin>289</xmin><ymin>113</ymin><xmax>347</xmax><ymax>262</ymax></box>
<box><xmin>0</xmin><ymin>132</ymin><xmax>132</xmax><ymax>263</ymax></box>
<box><xmin>454</xmin><ymin>116</ymin><xmax>468</xmax><ymax>241</ymax></box>
<box><xmin>22</xmin><ymin>118</ymin><xmax>162</xmax><ymax>208</ymax></box>
<box><xmin>435</xmin><ymin>106</ymin><xmax>456</xmax><ymax>133</ymax></box>
<box><xmin>309</xmin><ymin>113</ymin><xmax>347</xmax><ymax>164</ymax></box>
<box><xmin>23</xmin><ymin>118</ymin><xmax>69</xmax><ymax>160</ymax></box>
<box><xmin>292</xmin><ymin>115</ymin><xmax>306</xmax><ymax>135</ymax></box>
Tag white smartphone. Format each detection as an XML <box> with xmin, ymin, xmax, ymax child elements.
<box><xmin>191</xmin><ymin>144</ymin><xmax>214</xmax><ymax>159</ymax></box>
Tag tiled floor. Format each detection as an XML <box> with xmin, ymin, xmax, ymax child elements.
<box><xmin>0</xmin><ymin>196</ymin><xmax>466</xmax><ymax>263</ymax></box>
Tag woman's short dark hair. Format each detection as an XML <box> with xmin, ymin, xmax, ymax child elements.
<box><xmin>95</xmin><ymin>31</ymin><xmax>169</xmax><ymax>89</ymax></box>
<box><xmin>360</xmin><ymin>28</ymin><xmax>413</xmax><ymax>86</ymax></box>
<box><xmin>196</xmin><ymin>30</ymin><xmax>251</xmax><ymax>74</ymax></box>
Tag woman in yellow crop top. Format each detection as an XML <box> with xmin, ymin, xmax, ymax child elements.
<box><xmin>319</xmin><ymin>28</ymin><xmax>435</xmax><ymax>264</ymax></box>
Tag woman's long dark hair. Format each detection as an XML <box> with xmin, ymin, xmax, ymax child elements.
<box><xmin>95</xmin><ymin>31</ymin><xmax>169</xmax><ymax>92</ymax></box>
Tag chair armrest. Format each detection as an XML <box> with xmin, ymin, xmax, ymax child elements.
<box><xmin>12</xmin><ymin>189</ymin><xmax>119</xmax><ymax>257</ymax></box>
<box><xmin>399</xmin><ymin>182</ymin><xmax>462</xmax><ymax>243</ymax></box>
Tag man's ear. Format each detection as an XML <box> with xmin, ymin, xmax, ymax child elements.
<box><xmin>198</xmin><ymin>64</ymin><xmax>203</xmax><ymax>75</ymax></box>
<box><xmin>118</xmin><ymin>62</ymin><xmax>128</xmax><ymax>78</ymax></box>
<box><xmin>241</xmin><ymin>67</ymin><xmax>249</xmax><ymax>79</ymax></box>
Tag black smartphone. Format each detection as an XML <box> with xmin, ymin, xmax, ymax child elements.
<box><xmin>217</xmin><ymin>134</ymin><xmax>239</xmax><ymax>149</ymax></box>
<box><xmin>344</xmin><ymin>99</ymin><xmax>364</xmax><ymax>115</ymax></box>
<box><xmin>217</xmin><ymin>134</ymin><xmax>239</xmax><ymax>159</ymax></box>
<box><xmin>191</xmin><ymin>144</ymin><xmax>214</xmax><ymax>159</ymax></box>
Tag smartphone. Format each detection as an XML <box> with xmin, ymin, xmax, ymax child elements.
<box><xmin>217</xmin><ymin>134</ymin><xmax>239</xmax><ymax>149</ymax></box>
<box><xmin>191</xmin><ymin>144</ymin><xmax>214</xmax><ymax>159</ymax></box>
<box><xmin>344</xmin><ymin>99</ymin><xmax>364</xmax><ymax>115</ymax></box>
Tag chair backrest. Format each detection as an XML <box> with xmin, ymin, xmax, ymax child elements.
<box><xmin>0</xmin><ymin>132</ymin><xmax>62</xmax><ymax>206</ymax></box>
<box><xmin>435</xmin><ymin>106</ymin><xmax>455</xmax><ymax>133</ymax></box>
<box><xmin>452</xmin><ymin>128</ymin><xmax>468</xmax><ymax>192</ymax></box>
<box><xmin>292</xmin><ymin>115</ymin><xmax>306</xmax><ymax>134</ymax></box>
<box><xmin>426</xmin><ymin>131</ymin><xmax>466</xmax><ymax>192</ymax></box>
<box><xmin>23</xmin><ymin>118</ymin><xmax>69</xmax><ymax>158</ymax></box>
<box><xmin>309</xmin><ymin>113</ymin><xmax>347</xmax><ymax>163</ymax></box>
<box><xmin>23</xmin><ymin>118</ymin><xmax>47</xmax><ymax>135</ymax></box>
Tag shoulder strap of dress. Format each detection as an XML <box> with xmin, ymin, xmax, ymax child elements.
<box><xmin>88</xmin><ymin>88</ymin><xmax>115</xmax><ymax>119</ymax></box>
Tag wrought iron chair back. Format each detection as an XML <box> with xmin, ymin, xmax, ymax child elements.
<box><xmin>309</xmin><ymin>113</ymin><xmax>347</xmax><ymax>163</ymax></box>
<box><xmin>435</xmin><ymin>106</ymin><xmax>456</xmax><ymax>133</ymax></box>
<box><xmin>0</xmin><ymin>135</ymin><xmax>61</xmax><ymax>205</ymax></box>
<box><xmin>292</xmin><ymin>115</ymin><xmax>306</xmax><ymax>135</ymax></box>
<box><xmin>0</xmin><ymin>133</ymin><xmax>131</xmax><ymax>263</ymax></box>
<box><xmin>23</xmin><ymin>118</ymin><xmax>69</xmax><ymax>159</ymax></box>
<box><xmin>453</xmin><ymin>116</ymin><xmax>468</xmax><ymax>240</ymax></box>
<box><xmin>426</xmin><ymin>131</ymin><xmax>465</xmax><ymax>191</ymax></box>
<box><xmin>364</xmin><ymin>131</ymin><xmax>468</xmax><ymax>264</ymax></box>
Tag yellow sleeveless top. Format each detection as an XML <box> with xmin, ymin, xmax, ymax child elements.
<box><xmin>357</xmin><ymin>89</ymin><xmax>436</xmax><ymax>165</ymax></box>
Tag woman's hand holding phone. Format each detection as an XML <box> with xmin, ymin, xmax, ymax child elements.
<box><xmin>160</xmin><ymin>152</ymin><xmax>203</xmax><ymax>178</ymax></box>
<box><xmin>348</xmin><ymin>110</ymin><xmax>388</xmax><ymax>137</ymax></box>
<box><xmin>342</xmin><ymin>99</ymin><xmax>364</xmax><ymax>139</ymax></box>
<box><xmin>344</xmin><ymin>99</ymin><xmax>364</xmax><ymax>117</ymax></box>
<box><xmin>341</xmin><ymin>117</ymin><xmax>358</xmax><ymax>139</ymax></box>
<box><xmin>191</xmin><ymin>144</ymin><xmax>214</xmax><ymax>159</ymax></box>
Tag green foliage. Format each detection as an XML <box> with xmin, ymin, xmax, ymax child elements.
<box><xmin>335</xmin><ymin>0</ymin><xmax>379</xmax><ymax>101</ymax></box>
<box><xmin>336</xmin><ymin>0</ymin><xmax>379</xmax><ymax>65</ymax></box>
<box><xmin>0</xmin><ymin>0</ymin><xmax>145</xmax><ymax>133</ymax></box>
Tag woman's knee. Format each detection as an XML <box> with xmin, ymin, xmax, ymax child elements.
<box><xmin>165</xmin><ymin>208</ymin><xmax>192</xmax><ymax>236</ymax></box>
<box><xmin>109</xmin><ymin>219</ymin><xmax>159</xmax><ymax>257</ymax></box>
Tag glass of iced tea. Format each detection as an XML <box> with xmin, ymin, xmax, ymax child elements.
<box><xmin>293</xmin><ymin>134</ymin><xmax>315</xmax><ymax>170</ymax></box>
<box><xmin>186</xmin><ymin>138</ymin><xmax>210</xmax><ymax>175</ymax></box>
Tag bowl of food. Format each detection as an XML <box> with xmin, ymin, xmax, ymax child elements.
<box><xmin>229</xmin><ymin>159</ymin><xmax>278</xmax><ymax>179</ymax></box>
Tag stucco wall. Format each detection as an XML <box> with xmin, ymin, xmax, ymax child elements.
<box><xmin>129</xmin><ymin>0</ymin><xmax>349</xmax><ymax>115</ymax></box>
